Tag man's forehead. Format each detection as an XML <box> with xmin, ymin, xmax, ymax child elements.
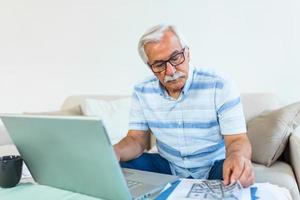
<box><xmin>145</xmin><ymin>31</ymin><xmax>182</xmax><ymax>62</ymax></box>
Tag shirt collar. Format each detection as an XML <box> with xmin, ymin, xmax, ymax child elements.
<box><xmin>182</xmin><ymin>65</ymin><xmax>194</xmax><ymax>95</ymax></box>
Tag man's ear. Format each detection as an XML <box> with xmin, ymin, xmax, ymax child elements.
<box><xmin>186</xmin><ymin>47</ymin><xmax>190</xmax><ymax>62</ymax></box>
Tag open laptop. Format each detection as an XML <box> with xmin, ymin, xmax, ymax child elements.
<box><xmin>0</xmin><ymin>114</ymin><xmax>178</xmax><ymax>200</ymax></box>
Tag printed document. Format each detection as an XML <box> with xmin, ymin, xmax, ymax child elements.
<box><xmin>167</xmin><ymin>179</ymin><xmax>250</xmax><ymax>200</ymax></box>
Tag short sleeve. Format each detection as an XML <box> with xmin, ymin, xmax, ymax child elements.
<box><xmin>215</xmin><ymin>77</ymin><xmax>247</xmax><ymax>135</ymax></box>
<box><xmin>128</xmin><ymin>90</ymin><xmax>149</xmax><ymax>131</ymax></box>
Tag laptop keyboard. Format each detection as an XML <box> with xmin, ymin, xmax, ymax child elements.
<box><xmin>126</xmin><ymin>180</ymin><xmax>142</xmax><ymax>189</ymax></box>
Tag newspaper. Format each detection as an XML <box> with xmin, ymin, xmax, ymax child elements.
<box><xmin>167</xmin><ymin>179</ymin><xmax>248</xmax><ymax>200</ymax></box>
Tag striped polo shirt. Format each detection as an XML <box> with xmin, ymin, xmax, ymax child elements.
<box><xmin>129</xmin><ymin>66</ymin><xmax>247</xmax><ymax>179</ymax></box>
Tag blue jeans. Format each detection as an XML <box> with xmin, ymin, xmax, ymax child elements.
<box><xmin>120</xmin><ymin>153</ymin><xmax>224</xmax><ymax>180</ymax></box>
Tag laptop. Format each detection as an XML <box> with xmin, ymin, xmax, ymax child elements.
<box><xmin>0</xmin><ymin>114</ymin><xmax>178</xmax><ymax>200</ymax></box>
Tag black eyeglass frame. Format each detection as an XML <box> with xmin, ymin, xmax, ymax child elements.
<box><xmin>148</xmin><ymin>47</ymin><xmax>187</xmax><ymax>73</ymax></box>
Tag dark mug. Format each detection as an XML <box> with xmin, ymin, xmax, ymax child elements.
<box><xmin>0</xmin><ymin>155</ymin><xmax>23</xmax><ymax>188</ymax></box>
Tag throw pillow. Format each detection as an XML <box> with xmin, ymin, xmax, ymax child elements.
<box><xmin>80</xmin><ymin>98</ymin><xmax>131</xmax><ymax>145</ymax></box>
<box><xmin>247</xmin><ymin>101</ymin><xmax>300</xmax><ymax>166</ymax></box>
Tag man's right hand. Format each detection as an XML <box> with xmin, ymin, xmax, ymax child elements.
<box><xmin>112</xmin><ymin>130</ymin><xmax>150</xmax><ymax>162</ymax></box>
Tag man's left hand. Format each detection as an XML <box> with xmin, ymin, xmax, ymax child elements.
<box><xmin>223</xmin><ymin>153</ymin><xmax>255</xmax><ymax>188</ymax></box>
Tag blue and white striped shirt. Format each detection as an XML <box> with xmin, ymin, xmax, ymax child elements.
<box><xmin>129</xmin><ymin>66</ymin><xmax>247</xmax><ymax>179</ymax></box>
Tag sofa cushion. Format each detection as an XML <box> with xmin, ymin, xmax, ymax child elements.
<box><xmin>253</xmin><ymin>162</ymin><xmax>300</xmax><ymax>200</ymax></box>
<box><xmin>290</xmin><ymin>127</ymin><xmax>300</xmax><ymax>195</ymax></box>
<box><xmin>247</xmin><ymin>101</ymin><xmax>300</xmax><ymax>166</ymax></box>
<box><xmin>61</xmin><ymin>95</ymin><xmax>129</xmax><ymax>111</ymax></box>
<box><xmin>80</xmin><ymin>98</ymin><xmax>131</xmax><ymax>144</ymax></box>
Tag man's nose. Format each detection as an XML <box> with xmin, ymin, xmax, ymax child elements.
<box><xmin>165</xmin><ymin>62</ymin><xmax>176</xmax><ymax>76</ymax></box>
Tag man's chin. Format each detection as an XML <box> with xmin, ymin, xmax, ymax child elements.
<box><xmin>165</xmin><ymin>79</ymin><xmax>185</xmax><ymax>90</ymax></box>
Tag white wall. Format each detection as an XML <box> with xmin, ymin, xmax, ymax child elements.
<box><xmin>0</xmin><ymin>0</ymin><xmax>299</xmax><ymax>113</ymax></box>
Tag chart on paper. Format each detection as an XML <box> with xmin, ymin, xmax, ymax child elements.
<box><xmin>186</xmin><ymin>180</ymin><xmax>242</xmax><ymax>199</ymax></box>
<box><xmin>167</xmin><ymin>179</ymin><xmax>250</xmax><ymax>200</ymax></box>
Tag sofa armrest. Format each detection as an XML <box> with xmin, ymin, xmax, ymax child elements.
<box><xmin>289</xmin><ymin>126</ymin><xmax>300</xmax><ymax>188</ymax></box>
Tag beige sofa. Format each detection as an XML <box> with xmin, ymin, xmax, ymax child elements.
<box><xmin>0</xmin><ymin>93</ymin><xmax>300</xmax><ymax>199</ymax></box>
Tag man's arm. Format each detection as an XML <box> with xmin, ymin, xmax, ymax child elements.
<box><xmin>113</xmin><ymin>130</ymin><xmax>150</xmax><ymax>162</ymax></box>
<box><xmin>223</xmin><ymin>133</ymin><xmax>255</xmax><ymax>187</ymax></box>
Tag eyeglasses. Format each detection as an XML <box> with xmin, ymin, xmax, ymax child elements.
<box><xmin>148</xmin><ymin>47</ymin><xmax>186</xmax><ymax>73</ymax></box>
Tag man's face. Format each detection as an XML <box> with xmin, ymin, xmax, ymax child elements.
<box><xmin>144</xmin><ymin>31</ymin><xmax>190</xmax><ymax>96</ymax></box>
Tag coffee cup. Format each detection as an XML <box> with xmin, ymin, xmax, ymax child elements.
<box><xmin>0</xmin><ymin>155</ymin><xmax>23</xmax><ymax>188</ymax></box>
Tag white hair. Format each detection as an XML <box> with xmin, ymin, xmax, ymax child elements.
<box><xmin>138</xmin><ymin>24</ymin><xmax>188</xmax><ymax>65</ymax></box>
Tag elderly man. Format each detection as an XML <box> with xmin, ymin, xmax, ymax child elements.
<box><xmin>114</xmin><ymin>24</ymin><xmax>254</xmax><ymax>187</ymax></box>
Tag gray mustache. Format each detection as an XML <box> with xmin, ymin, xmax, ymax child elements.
<box><xmin>164</xmin><ymin>71</ymin><xmax>185</xmax><ymax>83</ymax></box>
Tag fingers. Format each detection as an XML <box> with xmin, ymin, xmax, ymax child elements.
<box><xmin>223</xmin><ymin>162</ymin><xmax>232</xmax><ymax>186</ymax></box>
<box><xmin>230</xmin><ymin>162</ymin><xmax>244</xmax><ymax>184</ymax></box>
<box><xmin>222</xmin><ymin>155</ymin><xmax>255</xmax><ymax>188</ymax></box>
<box><xmin>238</xmin><ymin>162</ymin><xmax>250</xmax><ymax>186</ymax></box>
<box><xmin>223</xmin><ymin>155</ymin><xmax>251</xmax><ymax>186</ymax></box>
<box><xmin>239</xmin><ymin>160</ymin><xmax>255</xmax><ymax>187</ymax></box>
